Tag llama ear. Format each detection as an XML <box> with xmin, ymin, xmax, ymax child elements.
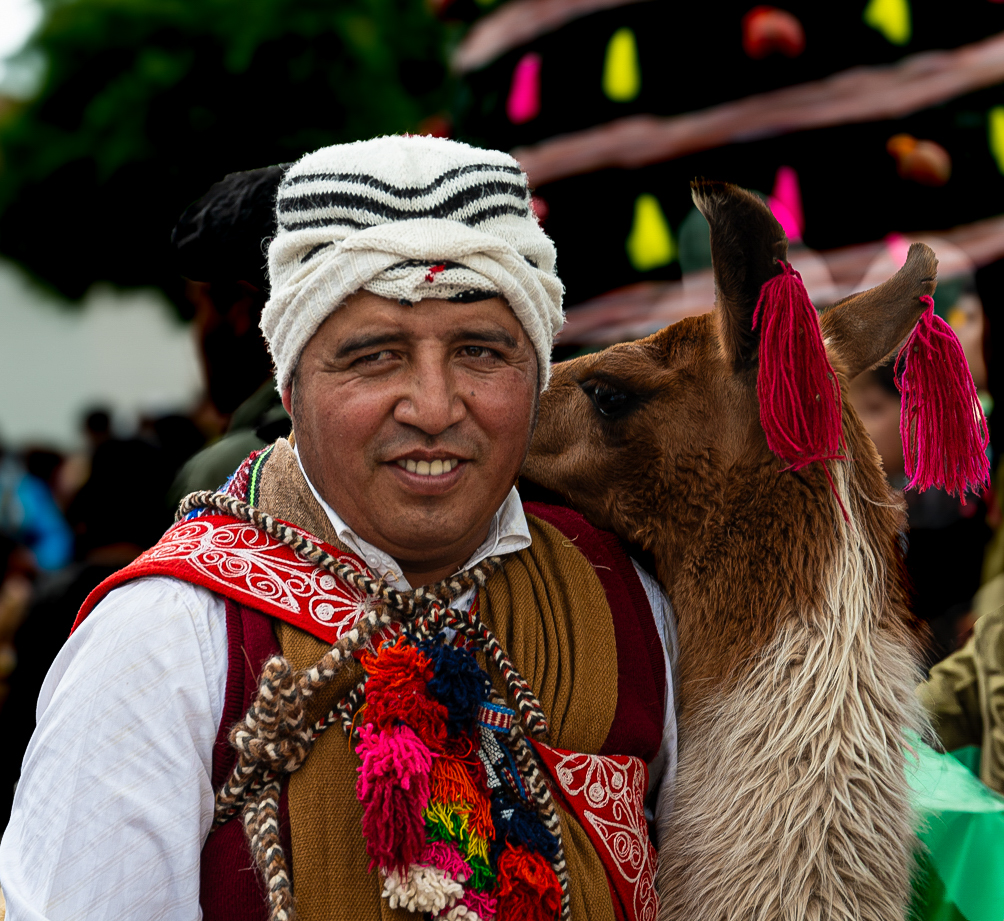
<box><xmin>691</xmin><ymin>180</ymin><xmax>788</xmax><ymax>367</ymax></box>
<box><xmin>819</xmin><ymin>243</ymin><xmax>938</xmax><ymax>380</ymax></box>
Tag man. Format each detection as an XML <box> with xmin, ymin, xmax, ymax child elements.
<box><xmin>0</xmin><ymin>136</ymin><xmax>676</xmax><ymax>921</ymax></box>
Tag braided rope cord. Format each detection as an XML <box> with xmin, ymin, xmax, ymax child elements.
<box><xmin>506</xmin><ymin>711</ymin><xmax>571</xmax><ymax>919</ymax></box>
<box><xmin>179</xmin><ymin>490</ymin><xmax>567</xmax><ymax>921</ymax></box>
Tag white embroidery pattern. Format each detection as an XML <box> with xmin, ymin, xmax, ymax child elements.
<box><xmin>551</xmin><ymin>751</ymin><xmax>658</xmax><ymax>921</ymax></box>
<box><xmin>148</xmin><ymin>519</ymin><xmax>375</xmax><ymax>633</ymax></box>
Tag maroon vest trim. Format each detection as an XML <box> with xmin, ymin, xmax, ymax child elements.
<box><xmin>524</xmin><ymin>503</ymin><xmax>667</xmax><ymax>764</ymax></box>
<box><xmin>199</xmin><ymin>598</ymin><xmax>291</xmax><ymax>921</ymax></box>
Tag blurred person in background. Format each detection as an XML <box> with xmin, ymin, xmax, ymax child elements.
<box><xmin>167</xmin><ymin>165</ymin><xmax>291</xmax><ymax>508</ymax></box>
<box><xmin>0</xmin><ymin>444</ymin><xmax>72</xmax><ymax>576</ymax></box>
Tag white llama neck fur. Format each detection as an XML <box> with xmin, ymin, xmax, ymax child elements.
<box><xmin>655</xmin><ymin>461</ymin><xmax>925</xmax><ymax>921</ymax></box>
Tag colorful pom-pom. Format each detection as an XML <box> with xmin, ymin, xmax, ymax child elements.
<box><xmin>495</xmin><ymin>844</ymin><xmax>562</xmax><ymax>921</ymax></box>
<box><xmin>492</xmin><ymin>796</ymin><xmax>560</xmax><ymax>862</ymax></box>
<box><xmin>424</xmin><ymin>641</ymin><xmax>493</xmax><ymax>736</ymax></box>
<box><xmin>443</xmin><ymin>889</ymin><xmax>499</xmax><ymax>919</ymax></box>
<box><xmin>362</xmin><ymin>638</ymin><xmax>449</xmax><ymax>750</ymax></box>
<box><xmin>356</xmin><ymin>723</ymin><xmax>433</xmax><ymax>872</ymax></box>
<box><xmin>382</xmin><ymin>863</ymin><xmax>465</xmax><ymax>914</ymax></box>
<box><xmin>421</xmin><ymin>840</ymin><xmax>473</xmax><ymax>882</ymax></box>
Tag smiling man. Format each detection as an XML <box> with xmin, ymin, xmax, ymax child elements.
<box><xmin>0</xmin><ymin>136</ymin><xmax>676</xmax><ymax>921</ymax></box>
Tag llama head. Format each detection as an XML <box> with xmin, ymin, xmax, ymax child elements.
<box><xmin>523</xmin><ymin>181</ymin><xmax>937</xmax><ymax>593</ymax></box>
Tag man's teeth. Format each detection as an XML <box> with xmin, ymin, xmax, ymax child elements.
<box><xmin>396</xmin><ymin>458</ymin><xmax>460</xmax><ymax>476</ymax></box>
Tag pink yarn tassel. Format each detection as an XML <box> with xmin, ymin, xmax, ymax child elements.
<box><xmin>895</xmin><ymin>295</ymin><xmax>990</xmax><ymax>498</ymax></box>
<box><xmin>753</xmin><ymin>261</ymin><xmax>848</xmax><ymax>519</ymax></box>
<box><xmin>752</xmin><ymin>262</ymin><xmax>844</xmax><ymax>468</ymax></box>
<box><xmin>420</xmin><ymin>841</ymin><xmax>472</xmax><ymax>881</ymax></box>
<box><xmin>459</xmin><ymin>888</ymin><xmax>499</xmax><ymax>917</ymax></box>
<box><xmin>356</xmin><ymin>723</ymin><xmax>433</xmax><ymax>872</ymax></box>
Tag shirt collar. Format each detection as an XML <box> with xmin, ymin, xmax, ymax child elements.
<box><xmin>293</xmin><ymin>444</ymin><xmax>531</xmax><ymax>591</ymax></box>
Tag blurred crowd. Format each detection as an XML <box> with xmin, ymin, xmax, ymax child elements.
<box><xmin>1</xmin><ymin>163</ymin><xmax>1003</xmax><ymax>839</ymax></box>
<box><xmin>0</xmin><ymin>166</ymin><xmax>291</xmax><ymax>834</ymax></box>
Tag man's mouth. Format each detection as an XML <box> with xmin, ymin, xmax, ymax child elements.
<box><xmin>394</xmin><ymin>458</ymin><xmax>461</xmax><ymax>477</ymax></box>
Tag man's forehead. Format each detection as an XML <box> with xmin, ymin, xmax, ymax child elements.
<box><xmin>325</xmin><ymin>292</ymin><xmax>524</xmax><ymax>343</ymax></box>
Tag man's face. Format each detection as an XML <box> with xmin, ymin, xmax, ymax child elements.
<box><xmin>286</xmin><ymin>290</ymin><xmax>538</xmax><ymax>581</ymax></box>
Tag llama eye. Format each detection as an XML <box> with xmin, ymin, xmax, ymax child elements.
<box><xmin>583</xmin><ymin>381</ymin><xmax>633</xmax><ymax>418</ymax></box>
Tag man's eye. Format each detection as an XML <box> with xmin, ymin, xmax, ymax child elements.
<box><xmin>461</xmin><ymin>346</ymin><xmax>496</xmax><ymax>359</ymax></box>
<box><xmin>358</xmin><ymin>350</ymin><xmax>394</xmax><ymax>364</ymax></box>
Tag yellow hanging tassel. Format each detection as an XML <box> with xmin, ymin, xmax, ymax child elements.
<box><xmin>863</xmin><ymin>0</ymin><xmax>911</xmax><ymax>46</ymax></box>
<box><xmin>626</xmin><ymin>194</ymin><xmax>675</xmax><ymax>272</ymax></box>
<box><xmin>602</xmin><ymin>27</ymin><xmax>641</xmax><ymax>102</ymax></box>
<box><xmin>988</xmin><ymin>106</ymin><xmax>1004</xmax><ymax>175</ymax></box>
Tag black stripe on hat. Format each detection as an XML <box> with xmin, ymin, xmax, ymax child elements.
<box><xmin>279</xmin><ymin>201</ymin><xmax>530</xmax><ymax>233</ymax></box>
<box><xmin>280</xmin><ymin>162</ymin><xmax>525</xmax><ymax>199</ymax></box>
<box><xmin>278</xmin><ymin>180</ymin><xmax>528</xmax><ymax>223</ymax></box>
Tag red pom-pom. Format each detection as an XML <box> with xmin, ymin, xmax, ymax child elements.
<box><xmin>895</xmin><ymin>295</ymin><xmax>990</xmax><ymax>498</ymax></box>
<box><xmin>495</xmin><ymin>844</ymin><xmax>562</xmax><ymax>921</ymax></box>
<box><xmin>355</xmin><ymin>723</ymin><xmax>433</xmax><ymax>873</ymax></box>
<box><xmin>361</xmin><ymin>638</ymin><xmax>449</xmax><ymax>750</ymax></box>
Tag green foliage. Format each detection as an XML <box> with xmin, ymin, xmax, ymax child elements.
<box><xmin>0</xmin><ymin>0</ymin><xmax>457</xmax><ymax>300</ymax></box>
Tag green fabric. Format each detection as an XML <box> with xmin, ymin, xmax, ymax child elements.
<box><xmin>908</xmin><ymin>736</ymin><xmax>1004</xmax><ymax>921</ymax></box>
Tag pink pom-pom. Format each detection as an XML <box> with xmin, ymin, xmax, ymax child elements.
<box><xmin>356</xmin><ymin>723</ymin><xmax>433</xmax><ymax>872</ymax></box>
<box><xmin>421</xmin><ymin>841</ymin><xmax>472</xmax><ymax>881</ymax></box>
<box><xmin>895</xmin><ymin>295</ymin><xmax>990</xmax><ymax>498</ymax></box>
<box><xmin>459</xmin><ymin>888</ymin><xmax>499</xmax><ymax>917</ymax></box>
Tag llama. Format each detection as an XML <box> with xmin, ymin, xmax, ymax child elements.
<box><xmin>522</xmin><ymin>182</ymin><xmax>940</xmax><ymax>921</ymax></box>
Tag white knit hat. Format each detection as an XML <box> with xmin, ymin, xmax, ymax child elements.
<box><xmin>261</xmin><ymin>135</ymin><xmax>565</xmax><ymax>392</ymax></box>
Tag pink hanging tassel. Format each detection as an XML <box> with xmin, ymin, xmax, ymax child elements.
<box><xmin>356</xmin><ymin>723</ymin><xmax>433</xmax><ymax>872</ymax></box>
<box><xmin>506</xmin><ymin>53</ymin><xmax>542</xmax><ymax>124</ymax></box>
<box><xmin>895</xmin><ymin>294</ymin><xmax>989</xmax><ymax>498</ymax></box>
<box><xmin>753</xmin><ymin>261</ymin><xmax>848</xmax><ymax>518</ymax></box>
<box><xmin>753</xmin><ymin>262</ymin><xmax>844</xmax><ymax>467</ymax></box>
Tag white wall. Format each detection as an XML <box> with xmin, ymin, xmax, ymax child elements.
<box><xmin>0</xmin><ymin>258</ymin><xmax>204</xmax><ymax>450</ymax></box>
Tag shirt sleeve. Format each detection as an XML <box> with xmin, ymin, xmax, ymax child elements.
<box><xmin>630</xmin><ymin>561</ymin><xmax>678</xmax><ymax>822</ymax></box>
<box><xmin>0</xmin><ymin>577</ymin><xmax>228</xmax><ymax>921</ymax></box>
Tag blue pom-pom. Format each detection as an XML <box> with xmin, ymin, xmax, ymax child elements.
<box><xmin>491</xmin><ymin>793</ymin><xmax>559</xmax><ymax>862</ymax></box>
<box><xmin>422</xmin><ymin>639</ymin><xmax>493</xmax><ymax>736</ymax></box>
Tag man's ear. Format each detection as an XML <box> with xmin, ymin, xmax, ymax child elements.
<box><xmin>281</xmin><ymin>386</ymin><xmax>293</xmax><ymax>416</ymax></box>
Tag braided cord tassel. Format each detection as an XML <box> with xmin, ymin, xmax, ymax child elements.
<box><xmin>213</xmin><ymin>606</ymin><xmax>393</xmax><ymax>826</ymax></box>
<box><xmin>243</xmin><ymin>778</ymin><xmax>294</xmax><ymax>921</ymax></box>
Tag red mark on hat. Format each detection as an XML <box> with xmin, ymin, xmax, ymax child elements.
<box><xmin>425</xmin><ymin>264</ymin><xmax>447</xmax><ymax>283</ymax></box>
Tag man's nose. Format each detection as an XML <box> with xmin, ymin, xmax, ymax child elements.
<box><xmin>392</xmin><ymin>360</ymin><xmax>466</xmax><ymax>434</ymax></box>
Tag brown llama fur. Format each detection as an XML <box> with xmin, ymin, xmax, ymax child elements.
<box><xmin>523</xmin><ymin>182</ymin><xmax>937</xmax><ymax>921</ymax></box>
